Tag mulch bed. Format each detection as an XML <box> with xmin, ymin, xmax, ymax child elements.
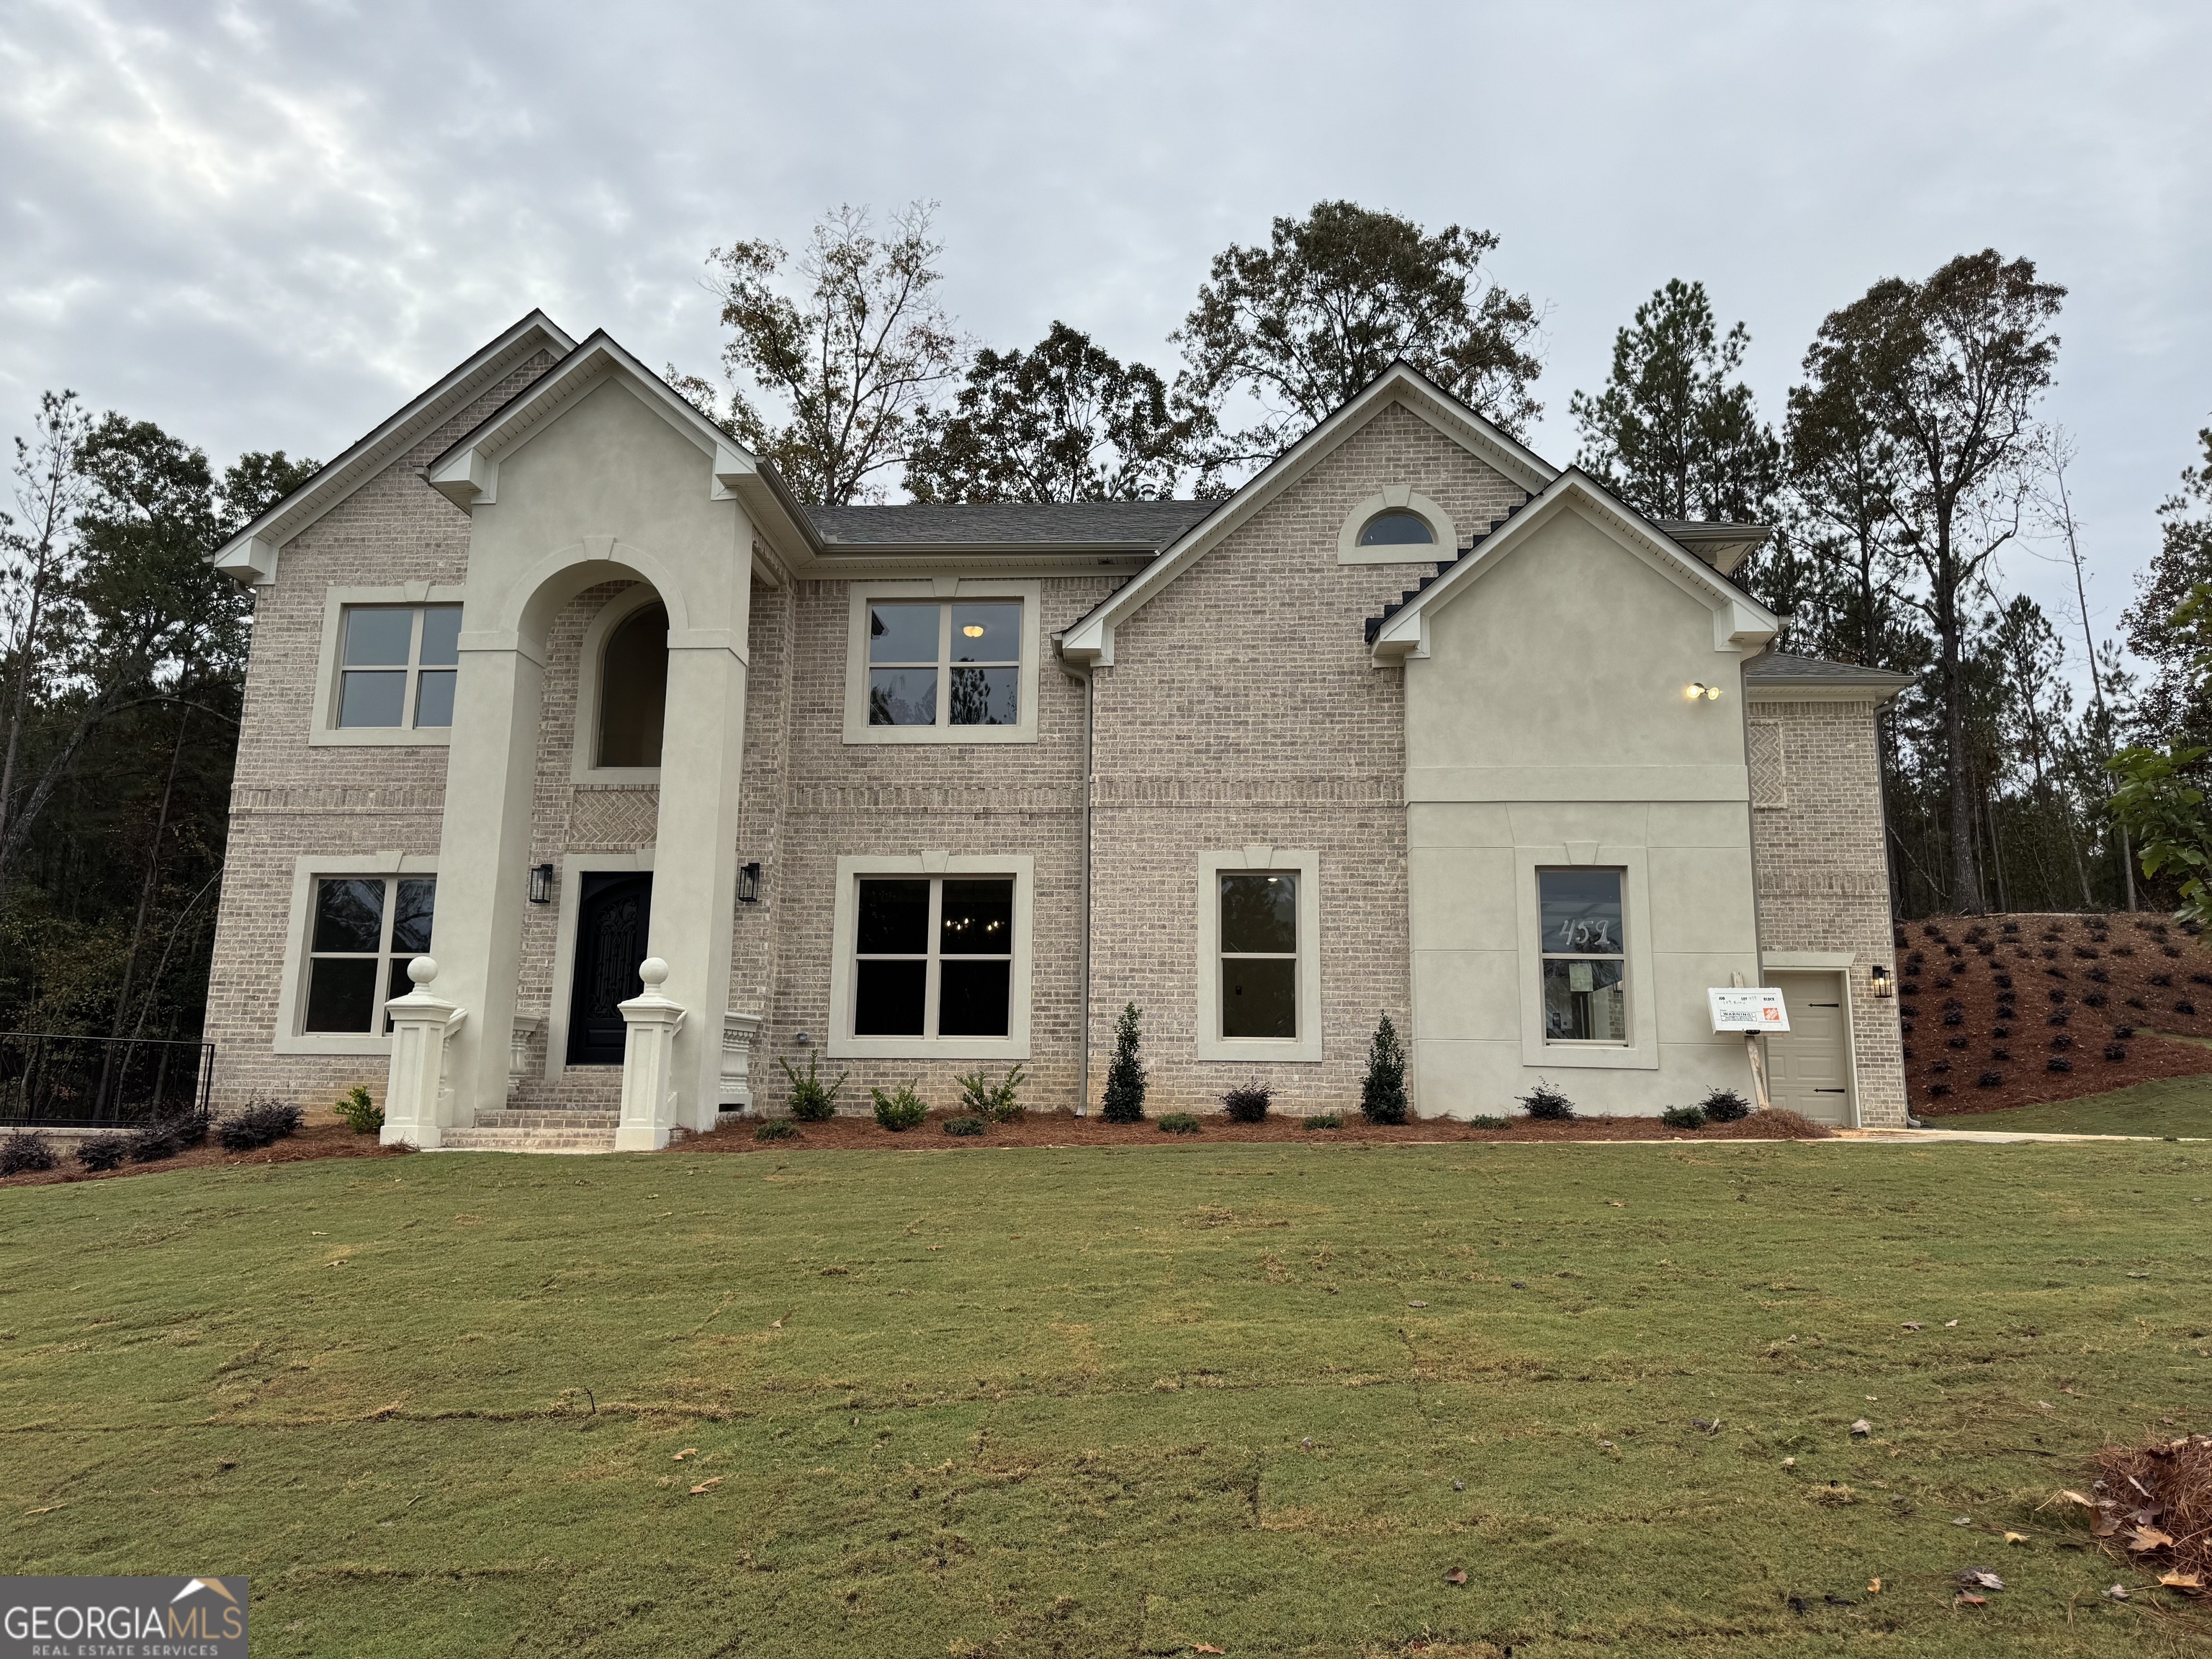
<box><xmin>0</xmin><ymin>1115</ymin><xmax>409</xmax><ymax>1189</ymax></box>
<box><xmin>674</xmin><ymin>1106</ymin><xmax>1833</xmax><ymax>1154</ymax></box>
<box><xmin>1904</xmin><ymin>912</ymin><xmax>2212</xmax><ymax>1120</ymax></box>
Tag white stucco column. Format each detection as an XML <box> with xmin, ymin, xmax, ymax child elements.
<box><xmin>382</xmin><ymin>956</ymin><xmax>464</xmax><ymax>1147</ymax></box>
<box><xmin>637</xmin><ymin>631</ymin><xmax>748</xmax><ymax>1133</ymax></box>
<box><xmin>426</xmin><ymin>637</ymin><xmax>543</xmax><ymax>1125</ymax></box>
<box><xmin>616</xmin><ymin>957</ymin><xmax>687</xmax><ymax>1148</ymax></box>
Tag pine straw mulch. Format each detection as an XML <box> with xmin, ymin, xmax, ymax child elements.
<box><xmin>673</xmin><ymin>1105</ymin><xmax>1833</xmax><ymax>1155</ymax></box>
<box><xmin>2061</xmin><ymin>1433</ymin><xmax>2212</xmax><ymax>1599</ymax></box>
<box><xmin>0</xmin><ymin>1115</ymin><xmax>411</xmax><ymax>1189</ymax></box>
<box><xmin>1902</xmin><ymin>911</ymin><xmax>2212</xmax><ymax>1119</ymax></box>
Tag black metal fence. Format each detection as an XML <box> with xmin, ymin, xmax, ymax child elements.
<box><xmin>0</xmin><ymin>1033</ymin><xmax>215</xmax><ymax>1127</ymax></box>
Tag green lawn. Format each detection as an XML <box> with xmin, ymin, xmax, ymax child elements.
<box><xmin>1928</xmin><ymin>1074</ymin><xmax>2212</xmax><ymax>1139</ymax></box>
<box><xmin>3</xmin><ymin>1142</ymin><xmax>2208</xmax><ymax>1658</ymax></box>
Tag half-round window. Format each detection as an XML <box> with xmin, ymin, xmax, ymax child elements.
<box><xmin>597</xmin><ymin>601</ymin><xmax>667</xmax><ymax>768</ymax></box>
<box><xmin>1357</xmin><ymin>509</ymin><xmax>1435</xmax><ymax>547</ymax></box>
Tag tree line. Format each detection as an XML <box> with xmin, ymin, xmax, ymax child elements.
<box><xmin>5</xmin><ymin>199</ymin><xmax>2204</xmax><ymax>1038</ymax></box>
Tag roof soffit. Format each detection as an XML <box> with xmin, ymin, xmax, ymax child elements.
<box><xmin>1061</xmin><ymin>361</ymin><xmax>1555</xmax><ymax>662</ymax></box>
<box><xmin>209</xmin><ymin>310</ymin><xmax>577</xmax><ymax>585</ymax></box>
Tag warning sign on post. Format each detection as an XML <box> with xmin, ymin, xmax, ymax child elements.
<box><xmin>1708</xmin><ymin>986</ymin><xmax>1789</xmax><ymax>1033</ymax></box>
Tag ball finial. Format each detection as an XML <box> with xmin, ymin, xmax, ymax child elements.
<box><xmin>407</xmin><ymin>956</ymin><xmax>438</xmax><ymax>986</ymax></box>
<box><xmin>639</xmin><ymin>956</ymin><xmax>670</xmax><ymax>988</ymax></box>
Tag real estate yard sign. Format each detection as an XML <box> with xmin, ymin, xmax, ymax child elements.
<box><xmin>1707</xmin><ymin>987</ymin><xmax>1789</xmax><ymax>1033</ymax></box>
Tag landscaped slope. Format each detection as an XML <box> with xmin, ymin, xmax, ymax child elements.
<box><xmin>3</xmin><ymin>1143</ymin><xmax>2206</xmax><ymax>1655</ymax></box>
<box><xmin>1902</xmin><ymin>912</ymin><xmax>2212</xmax><ymax>1118</ymax></box>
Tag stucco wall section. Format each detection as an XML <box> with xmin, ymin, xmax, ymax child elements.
<box><xmin>202</xmin><ymin>354</ymin><xmax>556</xmax><ymax>1109</ymax></box>
<box><xmin>1085</xmin><ymin>401</ymin><xmax>1529</xmax><ymax>1114</ymax></box>
<box><xmin>1747</xmin><ymin>696</ymin><xmax>1907</xmax><ymax>1126</ymax></box>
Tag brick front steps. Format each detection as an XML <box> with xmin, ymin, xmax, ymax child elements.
<box><xmin>438</xmin><ymin>1110</ymin><xmax>620</xmax><ymax>1154</ymax></box>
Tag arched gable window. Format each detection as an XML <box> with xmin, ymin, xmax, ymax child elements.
<box><xmin>596</xmin><ymin>601</ymin><xmax>667</xmax><ymax>768</ymax></box>
<box><xmin>1358</xmin><ymin>508</ymin><xmax>1436</xmax><ymax>547</ymax></box>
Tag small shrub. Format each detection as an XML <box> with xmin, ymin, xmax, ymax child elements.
<box><xmin>955</xmin><ymin>1064</ymin><xmax>1027</xmax><ymax>1123</ymax></box>
<box><xmin>1930</xmin><ymin>1082</ymin><xmax>1952</xmax><ymax>1097</ymax></box>
<box><xmin>1359</xmin><ymin>1013</ymin><xmax>1408</xmax><ymax>1125</ymax></box>
<box><xmin>871</xmin><ymin>1083</ymin><xmax>927</xmax><ymax>1132</ymax></box>
<box><xmin>1992</xmin><ymin>1025</ymin><xmax>2012</xmax><ymax>1038</ymax></box>
<box><xmin>1467</xmin><ymin>1114</ymin><xmax>1508</xmax><ymax>1130</ymax></box>
<box><xmin>76</xmin><ymin>1133</ymin><xmax>132</xmax><ymax>1172</ymax></box>
<box><xmin>754</xmin><ymin>1118</ymin><xmax>799</xmax><ymax>1142</ymax></box>
<box><xmin>1660</xmin><ymin>1104</ymin><xmax>1707</xmax><ymax>1130</ymax></box>
<box><xmin>1303</xmin><ymin>1112</ymin><xmax>1344</xmax><ymax>1130</ymax></box>
<box><xmin>216</xmin><ymin>1100</ymin><xmax>303</xmax><ymax>1151</ymax></box>
<box><xmin>2104</xmin><ymin>1043</ymin><xmax>2128</xmax><ymax>1062</ymax></box>
<box><xmin>2114</xmin><ymin>1025</ymin><xmax>2137</xmax><ymax>1039</ymax></box>
<box><xmin>779</xmin><ymin>1053</ymin><xmax>847</xmax><ymax>1122</ymax></box>
<box><xmin>1991</xmin><ymin>1047</ymin><xmax>2012</xmax><ymax>1061</ymax></box>
<box><xmin>2087</xmin><ymin>967</ymin><xmax>2111</xmax><ymax>982</ymax></box>
<box><xmin>2046</xmin><ymin>1056</ymin><xmax>2073</xmax><ymax>1073</ymax></box>
<box><xmin>2082</xmin><ymin>992</ymin><xmax>2108</xmax><ymax>1007</ymax></box>
<box><xmin>943</xmin><ymin>1115</ymin><xmax>987</xmax><ymax>1137</ymax></box>
<box><xmin>2177</xmin><ymin>1000</ymin><xmax>2200</xmax><ymax>1016</ymax></box>
<box><xmin>1977</xmin><ymin>1070</ymin><xmax>2004</xmax><ymax>1088</ymax></box>
<box><xmin>127</xmin><ymin>1123</ymin><xmax>182</xmax><ymax>1163</ymax></box>
<box><xmin>1101</xmin><ymin>1003</ymin><xmax>1147</xmax><ymax>1123</ymax></box>
<box><xmin>1221</xmin><ymin>1082</ymin><xmax>1272</xmax><ymax>1123</ymax></box>
<box><xmin>1941</xmin><ymin>1010</ymin><xmax>1964</xmax><ymax>1025</ymax></box>
<box><xmin>2046</xmin><ymin>1012</ymin><xmax>2071</xmax><ymax>1026</ymax></box>
<box><xmin>1995</xmin><ymin>974</ymin><xmax>2015</xmax><ymax>989</ymax></box>
<box><xmin>1157</xmin><ymin>1112</ymin><xmax>1201</xmax><ymax>1135</ymax></box>
<box><xmin>1944</xmin><ymin>1035</ymin><xmax>1968</xmax><ymax>1049</ymax></box>
<box><xmin>334</xmin><ymin>1084</ymin><xmax>383</xmax><ymax>1135</ymax></box>
<box><xmin>1519</xmin><ymin>1080</ymin><xmax>1575</xmax><ymax>1121</ymax></box>
<box><xmin>1699</xmin><ymin>1087</ymin><xmax>1753</xmax><ymax>1123</ymax></box>
<box><xmin>2051</xmin><ymin>1034</ymin><xmax>2075</xmax><ymax>1051</ymax></box>
<box><xmin>2150</xmin><ymin>972</ymin><xmax>2175</xmax><ymax>988</ymax></box>
<box><xmin>0</xmin><ymin>1130</ymin><xmax>57</xmax><ymax>1177</ymax></box>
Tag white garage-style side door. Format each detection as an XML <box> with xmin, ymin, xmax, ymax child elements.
<box><xmin>1764</xmin><ymin>970</ymin><xmax>1855</xmax><ymax>1125</ymax></box>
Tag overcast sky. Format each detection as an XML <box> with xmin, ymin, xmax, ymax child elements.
<box><xmin>4</xmin><ymin>0</ymin><xmax>2206</xmax><ymax>675</ymax></box>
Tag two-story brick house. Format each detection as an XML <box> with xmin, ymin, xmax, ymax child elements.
<box><xmin>203</xmin><ymin>312</ymin><xmax>1910</xmax><ymax>1149</ymax></box>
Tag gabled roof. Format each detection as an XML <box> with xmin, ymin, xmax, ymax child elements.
<box><xmin>1060</xmin><ymin>361</ymin><xmax>1555</xmax><ymax>665</ymax></box>
<box><xmin>1364</xmin><ymin>467</ymin><xmax>1780</xmax><ymax>662</ymax></box>
<box><xmin>210</xmin><ymin>310</ymin><xmax>577</xmax><ymax>586</ymax></box>
<box><xmin>422</xmin><ymin>330</ymin><xmax>822</xmax><ymax>570</ymax></box>
<box><xmin>809</xmin><ymin>500</ymin><xmax>1213</xmax><ymax>553</ymax></box>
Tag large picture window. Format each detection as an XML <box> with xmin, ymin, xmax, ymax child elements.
<box><xmin>867</xmin><ymin>601</ymin><xmax>1021</xmax><ymax>729</ymax></box>
<box><xmin>1539</xmin><ymin>868</ymin><xmax>1627</xmax><ymax>1043</ymax></box>
<box><xmin>302</xmin><ymin>875</ymin><xmax>436</xmax><ymax>1034</ymax></box>
<box><xmin>1219</xmin><ymin>872</ymin><xmax>1298</xmax><ymax>1040</ymax></box>
<box><xmin>335</xmin><ymin>605</ymin><xmax>461</xmax><ymax>730</ymax></box>
<box><xmin>853</xmin><ymin>876</ymin><xmax>1014</xmax><ymax>1038</ymax></box>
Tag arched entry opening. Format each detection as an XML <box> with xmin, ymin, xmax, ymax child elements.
<box><xmin>596</xmin><ymin>600</ymin><xmax>668</xmax><ymax>768</ymax></box>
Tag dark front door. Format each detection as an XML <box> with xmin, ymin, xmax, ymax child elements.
<box><xmin>567</xmin><ymin>872</ymin><xmax>652</xmax><ymax>1065</ymax></box>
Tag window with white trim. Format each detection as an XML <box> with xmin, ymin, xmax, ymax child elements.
<box><xmin>1538</xmin><ymin>868</ymin><xmax>1627</xmax><ymax>1043</ymax></box>
<box><xmin>866</xmin><ymin>601</ymin><xmax>1022</xmax><ymax>729</ymax></box>
<box><xmin>302</xmin><ymin>876</ymin><xmax>437</xmax><ymax>1033</ymax></box>
<box><xmin>1357</xmin><ymin>508</ymin><xmax>1435</xmax><ymax>547</ymax></box>
<box><xmin>335</xmin><ymin>605</ymin><xmax>461</xmax><ymax>729</ymax></box>
<box><xmin>1218</xmin><ymin>872</ymin><xmax>1299</xmax><ymax>1040</ymax></box>
<box><xmin>853</xmin><ymin>876</ymin><xmax>1014</xmax><ymax>1038</ymax></box>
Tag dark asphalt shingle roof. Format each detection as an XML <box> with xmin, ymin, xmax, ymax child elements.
<box><xmin>1743</xmin><ymin>652</ymin><xmax>1917</xmax><ymax>688</ymax></box>
<box><xmin>805</xmin><ymin>500</ymin><xmax>1215</xmax><ymax>549</ymax></box>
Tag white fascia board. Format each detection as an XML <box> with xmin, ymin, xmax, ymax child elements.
<box><xmin>207</xmin><ymin>310</ymin><xmax>575</xmax><ymax>585</ymax></box>
<box><xmin>1372</xmin><ymin>469</ymin><xmax>1779</xmax><ymax>662</ymax></box>
<box><xmin>1061</xmin><ymin>361</ymin><xmax>1556</xmax><ymax>665</ymax></box>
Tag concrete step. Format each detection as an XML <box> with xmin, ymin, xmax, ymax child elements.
<box><xmin>471</xmin><ymin>1112</ymin><xmax>619</xmax><ymax>1130</ymax></box>
<box><xmin>438</xmin><ymin>1127</ymin><xmax>619</xmax><ymax>1154</ymax></box>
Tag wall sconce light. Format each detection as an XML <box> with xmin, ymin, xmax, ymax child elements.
<box><xmin>737</xmin><ymin>860</ymin><xmax>762</xmax><ymax>904</ymax></box>
<box><xmin>1871</xmin><ymin>964</ymin><xmax>1894</xmax><ymax>999</ymax></box>
<box><xmin>1686</xmin><ymin>682</ymin><xmax>1723</xmax><ymax>701</ymax></box>
<box><xmin>528</xmin><ymin>863</ymin><xmax>555</xmax><ymax>905</ymax></box>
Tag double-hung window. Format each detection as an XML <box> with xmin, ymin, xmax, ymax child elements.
<box><xmin>853</xmin><ymin>876</ymin><xmax>1015</xmax><ymax>1038</ymax></box>
<box><xmin>336</xmin><ymin>605</ymin><xmax>461</xmax><ymax>730</ymax></box>
<box><xmin>866</xmin><ymin>601</ymin><xmax>1021</xmax><ymax>729</ymax></box>
<box><xmin>1219</xmin><ymin>873</ymin><xmax>1299</xmax><ymax>1039</ymax></box>
<box><xmin>1539</xmin><ymin>869</ymin><xmax>1627</xmax><ymax>1043</ymax></box>
<box><xmin>302</xmin><ymin>875</ymin><xmax>437</xmax><ymax>1034</ymax></box>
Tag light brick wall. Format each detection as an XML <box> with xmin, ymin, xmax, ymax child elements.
<box><xmin>1087</xmin><ymin>403</ymin><xmax>1529</xmax><ymax>1114</ymax></box>
<box><xmin>1746</xmin><ymin>696</ymin><xmax>1908</xmax><ymax>1126</ymax></box>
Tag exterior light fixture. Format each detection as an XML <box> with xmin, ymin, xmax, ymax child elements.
<box><xmin>1871</xmin><ymin>964</ymin><xmax>1894</xmax><ymax>999</ymax></box>
<box><xmin>1686</xmin><ymin>683</ymin><xmax>1723</xmax><ymax>701</ymax></box>
<box><xmin>528</xmin><ymin>863</ymin><xmax>555</xmax><ymax>904</ymax></box>
<box><xmin>736</xmin><ymin>860</ymin><xmax>762</xmax><ymax>904</ymax></box>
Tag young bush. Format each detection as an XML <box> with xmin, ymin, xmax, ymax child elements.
<box><xmin>1221</xmin><ymin>1082</ymin><xmax>1272</xmax><ymax>1123</ymax></box>
<box><xmin>1156</xmin><ymin>1112</ymin><xmax>1201</xmax><ymax>1135</ymax></box>
<box><xmin>871</xmin><ymin>1083</ymin><xmax>927</xmax><ymax>1132</ymax></box>
<box><xmin>1518</xmin><ymin>1080</ymin><xmax>1575</xmax><ymax>1121</ymax></box>
<box><xmin>943</xmin><ymin>1115</ymin><xmax>987</xmax><ymax>1137</ymax></box>
<box><xmin>1467</xmin><ymin>1114</ymin><xmax>1508</xmax><ymax>1130</ymax></box>
<box><xmin>334</xmin><ymin>1084</ymin><xmax>384</xmax><ymax>1135</ymax></box>
<box><xmin>779</xmin><ymin>1053</ymin><xmax>847</xmax><ymax>1122</ymax></box>
<box><xmin>1301</xmin><ymin>1113</ymin><xmax>1343</xmax><ymax>1130</ymax></box>
<box><xmin>1699</xmin><ymin>1087</ymin><xmax>1752</xmax><ymax>1123</ymax></box>
<box><xmin>1101</xmin><ymin>1002</ymin><xmax>1147</xmax><ymax>1123</ymax></box>
<box><xmin>956</xmin><ymin>1064</ymin><xmax>1026</xmax><ymax>1123</ymax></box>
<box><xmin>76</xmin><ymin>1133</ymin><xmax>132</xmax><ymax>1172</ymax></box>
<box><xmin>0</xmin><ymin>1130</ymin><xmax>56</xmax><ymax>1176</ymax></box>
<box><xmin>754</xmin><ymin>1117</ymin><xmax>799</xmax><ymax>1142</ymax></box>
<box><xmin>1359</xmin><ymin>1012</ymin><xmax>1408</xmax><ymax>1125</ymax></box>
<box><xmin>1660</xmin><ymin>1104</ymin><xmax>1707</xmax><ymax>1130</ymax></box>
<box><xmin>127</xmin><ymin>1123</ymin><xmax>183</xmax><ymax>1162</ymax></box>
<box><xmin>215</xmin><ymin>1100</ymin><xmax>303</xmax><ymax>1152</ymax></box>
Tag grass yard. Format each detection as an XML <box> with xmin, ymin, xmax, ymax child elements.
<box><xmin>2</xmin><ymin>1141</ymin><xmax>2208</xmax><ymax>1657</ymax></box>
<box><xmin>1928</xmin><ymin>1074</ymin><xmax>2212</xmax><ymax>1141</ymax></box>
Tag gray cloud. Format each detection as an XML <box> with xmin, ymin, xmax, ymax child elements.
<box><xmin>3</xmin><ymin>0</ymin><xmax>2205</xmax><ymax>653</ymax></box>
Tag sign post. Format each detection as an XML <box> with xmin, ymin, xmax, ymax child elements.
<box><xmin>1707</xmin><ymin>987</ymin><xmax>1789</xmax><ymax>1112</ymax></box>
